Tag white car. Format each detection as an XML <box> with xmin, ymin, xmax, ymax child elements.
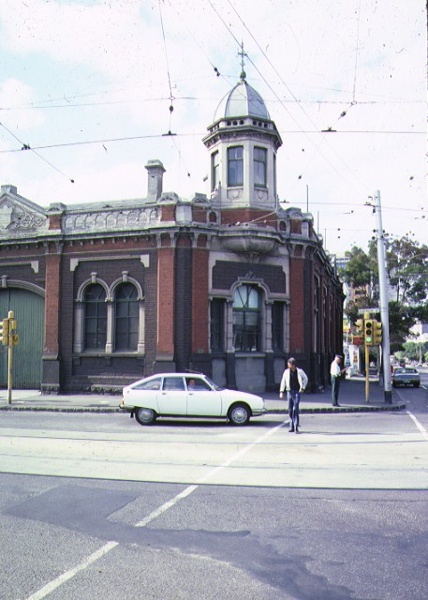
<box><xmin>120</xmin><ymin>373</ymin><xmax>266</xmax><ymax>426</ymax></box>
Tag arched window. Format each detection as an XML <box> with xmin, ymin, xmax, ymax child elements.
<box><xmin>84</xmin><ymin>284</ymin><xmax>107</xmax><ymax>350</ymax></box>
<box><xmin>233</xmin><ymin>285</ymin><xmax>262</xmax><ymax>352</ymax></box>
<box><xmin>114</xmin><ymin>283</ymin><xmax>139</xmax><ymax>351</ymax></box>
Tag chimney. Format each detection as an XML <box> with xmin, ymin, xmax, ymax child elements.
<box><xmin>145</xmin><ymin>160</ymin><xmax>165</xmax><ymax>202</ymax></box>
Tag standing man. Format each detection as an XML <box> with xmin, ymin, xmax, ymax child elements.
<box><xmin>330</xmin><ymin>354</ymin><xmax>346</xmax><ymax>406</ymax></box>
<box><xmin>279</xmin><ymin>357</ymin><xmax>308</xmax><ymax>433</ymax></box>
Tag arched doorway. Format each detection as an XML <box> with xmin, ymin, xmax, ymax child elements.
<box><xmin>0</xmin><ymin>287</ymin><xmax>44</xmax><ymax>389</ymax></box>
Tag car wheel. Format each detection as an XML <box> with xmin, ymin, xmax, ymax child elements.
<box><xmin>135</xmin><ymin>407</ymin><xmax>157</xmax><ymax>425</ymax></box>
<box><xmin>228</xmin><ymin>403</ymin><xmax>250</xmax><ymax>425</ymax></box>
<box><xmin>413</xmin><ymin>383</ymin><xmax>420</xmax><ymax>388</ymax></box>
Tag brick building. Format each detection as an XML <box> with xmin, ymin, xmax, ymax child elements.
<box><xmin>0</xmin><ymin>73</ymin><xmax>343</xmax><ymax>393</ymax></box>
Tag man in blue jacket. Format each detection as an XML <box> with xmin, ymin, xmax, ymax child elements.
<box><xmin>279</xmin><ymin>358</ymin><xmax>308</xmax><ymax>434</ymax></box>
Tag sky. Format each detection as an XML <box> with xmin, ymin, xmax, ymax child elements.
<box><xmin>0</xmin><ymin>0</ymin><xmax>426</xmax><ymax>257</ymax></box>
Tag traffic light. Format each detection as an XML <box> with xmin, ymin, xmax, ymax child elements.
<box><xmin>373</xmin><ymin>319</ymin><xmax>382</xmax><ymax>345</ymax></box>
<box><xmin>356</xmin><ymin>318</ymin><xmax>364</xmax><ymax>333</ymax></box>
<box><xmin>0</xmin><ymin>318</ymin><xmax>9</xmax><ymax>345</ymax></box>
<box><xmin>364</xmin><ymin>319</ymin><xmax>373</xmax><ymax>345</ymax></box>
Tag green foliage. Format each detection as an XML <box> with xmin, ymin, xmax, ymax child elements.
<box><xmin>388</xmin><ymin>301</ymin><xmax>415</xmax><ymax>352</ymax></box>
<box><xmin>403</xmin><ymin>341</ymin><xmax>427</xmax><ymax>358</ymax></box>
<box><xmin>339</xmin><ymin>246</ymin><xmax>376</xmax><ymax>290</ymax></box>
<box><xmin>384</xmin><ymin>234</ymin><xmax>428</xmax><ymax>305</ymax></box>
<box><xmin>339</xmin><ymin>246</ymin><xmax>378</xmax><ymax>324</ymax></box>
<box><xmin>339</xmin><ymin>236</ymin><xmax>428</xmax><ymax>349</ymax></box>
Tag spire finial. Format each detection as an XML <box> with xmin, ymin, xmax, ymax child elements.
<box><xmin>238</xmin><ymin>41</ymin><xmax>247</xmax><ymax>80</ymax></box>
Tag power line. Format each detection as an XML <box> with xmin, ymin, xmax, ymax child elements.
<box><xmin>215</xmin><ymin>0</ymin><xmax>371</xmax><ymax>197</ymax></box>
<box><xmin>0</xmin><ymin>120</ymin><xmax>75</xmax><ymax>183</ymax></box>
<box><xmin>0</xmin><ymin>132</ymin><xmax>177</xmax><ymax>153</ymax></box>
<box><xmin>158</xmin><ymin>0</ymin><xmax>175</xmax><ymax>134</ymax></box>
<box><xmin>0</xmin><ymin>127</ymin><xmax>424</xmax><ymax>156</ymax></box>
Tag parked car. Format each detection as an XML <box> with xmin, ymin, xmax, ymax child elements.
<box><xmin>392</xmin><ymin>367</ymin><xmax>420</xmax><ymax>388</ymax></box>
<box><xmin>120</xmin><ymin>373</ymin><xmax>266</xmax><ymax>425</ymax></box>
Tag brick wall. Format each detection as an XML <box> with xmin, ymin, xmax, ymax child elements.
<box><xmin>212</xmin><ymin>260</ymin><xmax>286</xmax><ymax>293</ymax></box>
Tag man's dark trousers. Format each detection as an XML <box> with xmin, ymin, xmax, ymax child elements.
<box><xmin>288</xmin><ymin>390</ymin><xmax>301</xmax><ymax>430</ymax></box>
<box><xmin>331</xmin><ymin>376</ymin><xmax>340</xmax><ymax>406</ymax></box>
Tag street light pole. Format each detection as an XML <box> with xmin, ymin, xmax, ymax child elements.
<box><xmin>374</xmin><ymin>190</ymin><xmax>392</xmax><ymax>403</ymax></box>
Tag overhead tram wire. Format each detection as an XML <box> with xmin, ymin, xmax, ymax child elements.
<box><xmin>223</xmin><ymin>0</ymin><xmax>364</xmax><ymax>189</ymax></box>
<box><xmin>0</xmin><ymin>126</ymin><xmax>422</xmax><ymax>156</ymax></box>
<box><xmin>0</xmin><ymin>120</ymin><xmax>75</xmax><ymax>183</ymax></box>
<box><xmin>220</xmin><ymin>0</ymin><xmax>371</xmax><ymax>198</ymax></box>
<box><xmin>322</xmin><ymin>0</ymin><xmax>362</xmax><ymax>132</ymax></box>
<box><xmin>158</xmin><ymin>0</ymin><xmax>175</xmax><ymax>136</ymax></box>
<box><xmin>164</xmin><ymin>0</ymin><xmax>230</xmax><ymax>84</ymax></box>
<box><xmin>158</xmin><ymin>0</ymin><xmax>193</xmax><ymax>180</ymax></box>
<box><xmin>0</xmin><ymin>132</ymin><xmax>181</xmax><ymax>154</ymax></box>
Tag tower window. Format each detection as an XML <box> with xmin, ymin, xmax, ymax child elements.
<box><xmin>254</xmin><ymin>147</ymin><xmax>267</xmax><ymax>187</ymax></box>
<box><xmin>227</xmin><ymin>146</ymin><xmax>243</xmax><ymax>187</ymax></box>
<box><xmin>211</xmin><ymin>151</ymin><xmax>219</xmax><ymax>191</ymax></box>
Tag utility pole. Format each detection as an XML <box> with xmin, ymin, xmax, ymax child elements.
<box><xmin>364</xmin><ymin>312</ymin><xmax>370</xmax><ymax>402</ymax></box>
<box><xmin>374</xmin><ymin>191</ymin><xmax>392</xmax><ymax>403</ymax></box>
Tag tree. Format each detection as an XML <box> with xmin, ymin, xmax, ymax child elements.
<box><xmin>339</xmin><ymin>237</ymin><xmax>428</xmax><ymax>350</ymax></box>
<box><xmin>402</xmin><ymin>340</ymin><xmax>428</xmax><ymax>363</ymax></box>
<box><xmin>388</xmin><ymin>301</ymin><xmax>416</xmax><ymax>353</ymax></box>
<box><xmin>339</xmin><ymin>246</ymin><xmax>378</xmax><ymax>324</ymax></box>
<box><xmin>384</xmin><ymin>235</ymin><xmax>428</xmax><ymax>309</ymax></box>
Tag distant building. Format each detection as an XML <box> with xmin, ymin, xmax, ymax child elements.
<box><xmin>0</xmin><ymin>72</ymin><xmax>343</xmax><ymax>393</ymax></box>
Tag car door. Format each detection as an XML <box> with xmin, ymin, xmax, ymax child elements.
<box><xmin>157</xmin><ymin>376</ymin><xmax>187</xmax><ymax>415</ymax></box>
<box><xmin>186</xmin><ymin>377</ymin><xmax>223</xmax><ymax>417</ymax></box>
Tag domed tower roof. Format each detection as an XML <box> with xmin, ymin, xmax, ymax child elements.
<box><xmin>214</xmin><ymin>75</ymin><xmax>270</xmax><ymax>122</ymax></box>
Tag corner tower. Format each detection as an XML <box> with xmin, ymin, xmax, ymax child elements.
<box><xmin>203</xmin><ymin>70</ymin><xmax>282</xmax><ymax>211</ymax></box>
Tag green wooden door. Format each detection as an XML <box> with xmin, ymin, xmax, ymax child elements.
<box><xmin>0</xmin><ymin>289</ymin><xmax>44</xmax><ymax>389</ymax></box>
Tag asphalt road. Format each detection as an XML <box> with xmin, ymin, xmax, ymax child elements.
<box><xmin>0</xmin><ymin>383</ymin><xmax>427</xmax><ymax>600</ymax></box>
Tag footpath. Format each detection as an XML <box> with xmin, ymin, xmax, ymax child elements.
<box><xmin>0</xmin><ymin>376</ymin><xmax>405</xmax><ymax>414</ymax></box>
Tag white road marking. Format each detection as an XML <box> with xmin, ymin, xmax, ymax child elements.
<box><xmin>26</xmin><ymin>541</ymin><xmax>118</xmax><ymax>600</ymax></box>
<box><xmin>406</xmin><ymin>410</ymin><xmax>428</xmax><ymax>440</ymax></box>
<box><xmin>25</xmin><ymin>418</ymin><xmax>287</xmax><ymax>599</ymax></box>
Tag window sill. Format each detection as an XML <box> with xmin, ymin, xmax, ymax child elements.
<box><xmin>233</xmin><ymin>352</ymin><xmax>265</xmax><ymax>357</ymax></box>
<box><xmin>73</xmin><ymin>352</ymin><xmax>144</xmax><ymax>358</ymax></box>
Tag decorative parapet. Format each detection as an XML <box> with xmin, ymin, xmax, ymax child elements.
<box><xmin>0</xmin><ymin>193</ymin><xmax>48</xmax><ymax>239</ymax></box>
<box><xmin>62</xmin><ymin>206</ymin><xmax>160</xmax><ymax>234</ymax></box>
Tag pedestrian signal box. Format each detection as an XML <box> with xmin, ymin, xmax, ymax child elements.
<box><xmin>364</xmin><ymin>319</ymin><xmax>373</xmax><ymax>345</ymax></box>
<box><xmin>0</xmin><ymin>318</ymin><xmax>9</xmax><ymax>345</ymax></box>
<box><xmin>373</xmin><ymin>319</ymin><xmax>382</xmax><ymax>345</ymax></box>
<box><xmin>355</xmin><ymin>318</ymin><xmax>364</xmax><ymax>333</ymax></box>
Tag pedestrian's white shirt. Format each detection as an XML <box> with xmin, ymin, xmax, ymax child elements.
<box><xmin>330</xmin><ymin>360</ymin><xmax>341</xmax><ymax>376</ymax></box>
<box><xmin>280</xmin><ymin>368</ymin><xmax>308</xmax><ymax>392</ymax></box>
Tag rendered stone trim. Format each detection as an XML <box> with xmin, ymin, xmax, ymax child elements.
<box><xmin>70</xmin><ymin>253</ymin><xmax>150</xmax><ymax>272</ymax></box>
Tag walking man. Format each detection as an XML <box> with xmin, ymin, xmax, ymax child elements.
<box><xmin>279</xmin><ymin>358</ymin><xmax>308</xmax><ymax>433</ymax></box>
<box><xmin>330</xmin><ymin>354</ymin><xmax>346</xmax><ymax>406</ymax></box>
